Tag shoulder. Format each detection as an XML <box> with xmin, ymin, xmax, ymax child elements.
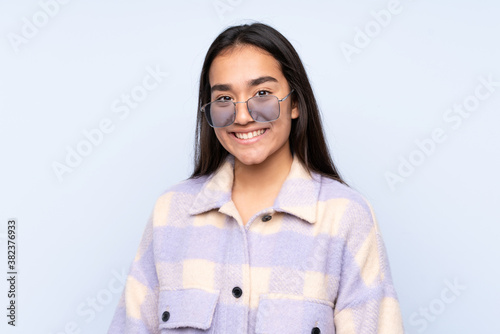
<box><xmin>150</xmin><ymin>175</ymin><xmax>211</xmax><ymax>218</ymax></box>
<box><xmin>158</xmin><ymin>174</ymin><xmax>210</xmax><ymax>198</ymax></box>
<box><xmin>315</xmin><ymin>173</ymin><xmax>371</xmax><ymax>211</ymax></box>
<box><xmin>313</xmin><ymin>172</ymin><xmax>378</xmax><ymax>234</ymax></box>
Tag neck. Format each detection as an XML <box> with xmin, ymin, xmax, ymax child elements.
<box><xmin>232</xmin><ymin>144</ymin><xmax>293</xmax><ymax>193</ymax></box>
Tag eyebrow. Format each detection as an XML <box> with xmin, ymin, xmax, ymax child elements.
<box><xmin>211</xmin><ymin>76</ymin><xmax>279</xmax><ymax>92</ymax></box>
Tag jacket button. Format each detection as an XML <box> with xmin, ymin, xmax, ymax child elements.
<box><xmin>311</xmin><ymin>327</ymin><xmax>321</xmax><ymax>334</ymax></box>
<box><xmin>261</xmin><ymin>215</ymin><xmax>272</xmax><ymax>222</ymax></box>
<box><xmin>232</xmin><ymin>286</ymin><xmax>243</xmax><ymax>298</ymax></box>
<box><xmin>161</xmin><ymin>311</ymin><xmax>170</xmax><ymax>322</ymax></box>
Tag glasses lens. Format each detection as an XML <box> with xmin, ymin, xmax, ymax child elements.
<box><xmin>206</xmin><ymin>101</ymin><xmax>235</xmax><ymax>127</ymax></box>
<box><xmin>248</xmin><ymin>95</ymin><xmax>279</xmax><ymax>122</ymax></box>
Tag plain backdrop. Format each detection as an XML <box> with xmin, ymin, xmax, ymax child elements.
<box><xmin>1</xmin><ymin>0</ymin><xmax>499</xmax><ymax>333</ymax></box>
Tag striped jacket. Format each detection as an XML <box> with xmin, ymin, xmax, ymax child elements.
<box><xmin>108</xmin><ymin>153</ymin><xmax>404</xmax><ymax>333</ymax></box>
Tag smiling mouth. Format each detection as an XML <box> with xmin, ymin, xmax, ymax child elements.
<box><xmin>232</xmin><ymin>129</ymin><xmax>266</xmax><ymax>139</ymax></box>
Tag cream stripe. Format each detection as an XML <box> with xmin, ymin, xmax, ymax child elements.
<box><xmin>355</xmin><ymin>225</ymin><xmax>381</xmax><ymax>286</ymax></box>
<box><xmin>361</xmin><ymin>195</ymin><xmax>381</xmax><ymax>233</ymax></box>
<box><xmin>303</xmin><ymin>271</ymin><xmax>328</xmax><ymax>300</ymax></box>
<box><xmin>334</xmin><ymin>308</ymin><xmax>357</xmax><ymax>334</ymax></box>
<box><xmin>125</xmin><ymin>276</ymin><xmax>149</xmax><ymax>319</ymax></box>
<box><xmin>193</xmin><ymin>210</ymin><xmax>226</xmax><ymax>229</ymax></box>
<box><xmin>377</xmin><ymin>297</ymin><xmax>404</xmax><ymax>333</ymax></box>
<box><xmin>314</xmin><ymin>198</ymin><xmax>350</xmax><ymax>236</ymax></box>
<box><xmin>182</xmin><ymin>259</ymin><xmax>216</xmax><ymax>289</ymax></box>
<box><xmin>153</xmin><ymin>192</ymin><xmax>173</xmax><ymax>227</ymax></box>
<box><xmin>249</xmin><ymin>267</ymin><xmax>272</xmax><ymax>308</ymax></box>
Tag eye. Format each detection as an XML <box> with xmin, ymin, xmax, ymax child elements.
<box><xmin>255</xmin><ymin>90</ymin><xmax>271</xmax><ymax>96</ymax></box>
<box><xmin>215</xmin><ymin>95</ymin><xmax>232</xmax><ymax>101</ymax></box>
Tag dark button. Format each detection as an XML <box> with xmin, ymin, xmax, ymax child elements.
<box><xmin>232</xmin><ymin>286</ymin><xmax>243</xmax><ymax>298</ymax></box>
<box><xmin>261</xmin><ymin>215</ymin><xmax>272</xmax><ymax>222</ymax></box>
<box><xmin>311</xmin><ymin>327</ymin><xmax>321</xmax><ymax>334</ymax></box>
<box><xmin>161</xmin><ymin>311</ymin><xmax>170</xmax><ymax>322</ymax></box>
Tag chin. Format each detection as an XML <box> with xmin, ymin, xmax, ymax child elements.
<box><xmin>233</xmin><ymin>153</ymin><xmax>267</xmax><ymax>166</ymax></box>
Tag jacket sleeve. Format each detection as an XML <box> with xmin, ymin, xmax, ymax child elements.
<box><xmin>333</xmin><ymin>197</ymin><xmax>405</xmax><ymax>334</ymax></box>
<box><xmin>108</xmin><ymin>210</ymin><xmax>160</xmax><ymax>334</ymax></box>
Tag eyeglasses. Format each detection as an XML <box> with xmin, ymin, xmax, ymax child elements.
<box><xmin>200</xmin><ymin>89</ymin><xmax>295</xmax><ymax>128</ymax></box>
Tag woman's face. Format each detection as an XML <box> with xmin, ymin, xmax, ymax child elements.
<box><xmin>208</xmin><ymin>44</ymin><xmax>299</xmax><ymax>167</ymax></box>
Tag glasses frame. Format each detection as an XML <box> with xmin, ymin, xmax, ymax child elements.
<box><xmin>201</xmin><ymin>89</ymin><xmax>295</xmax><ymax>128</ymax></box>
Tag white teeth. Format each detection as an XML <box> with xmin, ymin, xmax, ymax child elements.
<box><xmin>234</xmin><ymin>129</ymin><xmax>265</xmax><ymax>139</ymax></box>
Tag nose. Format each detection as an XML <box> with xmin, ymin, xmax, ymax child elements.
<box><xmin>233</xmin><ymin>101</ymin><xmax>253</xmax><ymax>125</ymax></box>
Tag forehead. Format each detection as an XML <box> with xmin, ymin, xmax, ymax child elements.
<box><xmin>208</xmin><ymin>45</ymin><xmax>285</xmax><ymax>87</ymax></box>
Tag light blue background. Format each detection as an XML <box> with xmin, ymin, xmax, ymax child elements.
<box><xmin>1</xmin><ymin>0</ymin><xmax>499</xmax><ymax>333</ymax></box>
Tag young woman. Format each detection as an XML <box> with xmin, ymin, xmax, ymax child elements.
<box><xmin>108</xmin><ymin>22</ymin><xmax>404</xmax><ymax>334</ymax></box>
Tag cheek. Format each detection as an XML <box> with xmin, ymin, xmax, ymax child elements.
<box><xmin>275</xmin><ymin>118</ymin><xmax>293</xmax><ymax>138</ymax></box>
<box><xmin>213</xmin><ymin>129</ymin><xmax>220</xmax><ymax>138</ymax></box>
<box><xmin>214</xmin><ymin>129</ymin><xmax>229</xmax><ymax>146</ymax></box>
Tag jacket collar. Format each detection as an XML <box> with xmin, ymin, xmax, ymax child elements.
<box><xmin>188</xmin><ymin>154</ymin><xmax>321</xmax><ymax>224</ymax></box>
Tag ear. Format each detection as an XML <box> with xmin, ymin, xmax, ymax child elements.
<box><xmin>291</xmin><ymin>98</ymin><xmax>299</xmax><ymax>119</ymax></box>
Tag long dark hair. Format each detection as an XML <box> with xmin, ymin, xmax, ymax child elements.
<box><xmin>189</xmin><ymin>22</ymin><xmax>348</xmax><ymax>186</ymax></box>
